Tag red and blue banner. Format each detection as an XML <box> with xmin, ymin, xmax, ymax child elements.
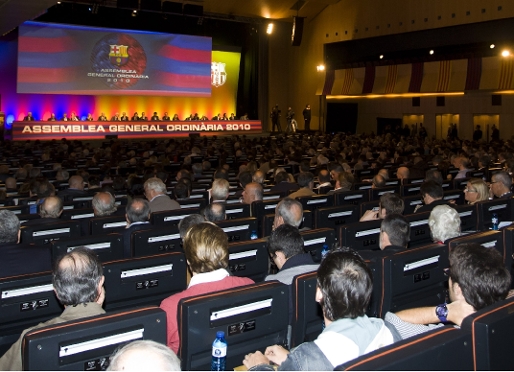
<box><xmin>17</xmin><ymin>22</ymin><xmax>212</xmax><ymax>97</ymax></box>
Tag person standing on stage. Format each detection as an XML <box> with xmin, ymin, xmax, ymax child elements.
<box><xmin>111</xmin><ymin>113</ymin><xmax>121</xmax><ymax>121</ymax></box>
<box><xmin>162</xmin><ymin>112</ymin><xmax>171</xmax><ymax>121</ymax></box>
<box><xmin>271</xmin><ymin>104</ymin><xmax>281</xmax><ymax>133</ymax></box>
<box><xmin>151</xmin><ymin>112</ymin><xmax>160</xmax><ymax>121</ymax></box>
<box><xmin>23</xmin><ymin>112</ymin><xmax>34</xmax><ymax>121</ymax></box>
<box><xmin>120</xmin><ymin>112</ymin><xmax>129</xmax><ymax>121</ymax></box>
<box><xmin>286</xmin><ymin>107</ymin><xmax>295</xmax><ymax>133</ymax></box>
<box><xmin>303</xmin><ymin>104</ymin><xmax>311</xmax><ymax>132</ymax></box>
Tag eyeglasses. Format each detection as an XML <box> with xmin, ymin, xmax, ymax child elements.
<box><xmin>464</xmin><ymin>188</ymin><xmax>477</xmax><ymax>193</ymax></box>
<box><xmin>443</xmin><ymin>267</ymin><xmax>451</xmax><ymax>277</ymax></box>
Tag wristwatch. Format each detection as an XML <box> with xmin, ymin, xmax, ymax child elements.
<box><xmin>435</xmin><ymin>303</ymin><xmax>448</xmax><ymax>323</ymax></box>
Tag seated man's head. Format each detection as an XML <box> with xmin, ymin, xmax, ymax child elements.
<box><xmin>297</xmin><ymin>172</ymin><xmax>314</xmax><ymax>190</ymax></box>
<box><xmin>174</xmin><ymin>181</ymin><xmax>190</xmax><ymax>200</ymax></box>
<box><xmin>40</xmin><ymin>196</ymin><xmax>63</xmax><ymax>218</ymax></box>
<box><xmin>53</xmin><ymin>247</ymin><xmax>105</xmax><ymax>306</ymax></box>
<box><xmin>448</xmin><ymin>243</ymin><xmax>510</xmax><ymax>311</ymax></box>
<box><xmin>428</xmin><ymin>205</ymin><xmax>460</xmax><ymax>243</ymax></box>
<box><xmin>274</xmin><ymin>171</ymin><xmax>289</xmax><ymax>184</ymax></box>
<box><xmin>268</xmin><ymin>224</ymin><xmax>304</xmax><ymax>270</ymax></box>
<box><xmin>378</xmin><ymin>193</ymin><xmax>404</xmax><ymax>218</ymax></box>
<box><xmin>396</xmin><ymin>166</ymin><xmax>410</xmax><ymax>180</ymax></box>
<box><xmin>211</xmin><ymin>178</ymin><xmax>230</xmax><ymax>201</ymax></box>
<box><xmin>316</xmin><ymin>249</ymin><xmax>373</xmax><ymax>322</ymax></box>
<box><xmin>238</xmin><ymin>171</ymin><xmax>253</xmax><ymax>189</ymax></box>
<box><xmin>242</xmin><ymin>182</ymin><xmax>263</xmax><ymax>205</ymax></box>
<box><xmin>490</xmin><ymin>171</ymin><xmax>512</xmax><ymax>197</ymax></box>
<box><xmin>318</xmin><ymin>169</ymin><xmax>331</xmax><ymax>185</ymax></box>
<box><xmin>252</xmin><ymin>170</ymin><xmax>265</xmax><ymax>184</ymax></box>
<box><xmin>420</xmin><ymin>180</ymin><xmax>443</xmax><ymax>204</ymax></box>
<box><xmin>36</xmin><ymin>180</ymin><xmax>56</xmax><ymax>199</ymax></box>
<box><xmin>273</xmin><ymin>197</ymin><xmax>303</xmax><ymax>230</ymax></box>
<box><xmin>125</xmin><ymin>198</ymin><xmax>150</xmax><ymax>224</ymax></box>
<box><xmin>69</xmin><ymin>175</ymin><xmax>84</xmax><ymax>190</ymax></box>
<box><xmin>379</xmin><ymin>213</ymin><xmax>410</xmax><ymax>249</ymax></box>
<box><xmin>92</xmin><ymin>192</ymin><xmax>117</xmax><ymax>217</ymax></box>
<box><xmin>178</xmin><ymin>214</ymin><xmax>205</xmax><ymax>239</ymax></box>
<box><xmin>183</xmin><ymin>223</ymin><xmax>228</xmax><ymax>274</ymax></box>
<box><xmin>335</xmin><ymin>171</ymin><xmax>354</xmax><ymax>191</ymax></box>
<box><xmin>203</xmin><ymin>203</ymin><xmax>226</xmax><ymax>222</ymax></box>
<box><xmin>0</xmin><ymin>209</ymin><xmax>20</xmax><ymax>244</ymax></box>
<box><xmin>108</xmin><ymin>340</ymin><xmax>181</xmax><ymax>371</ymax></box>
<box><xmin>425</xmin><ymin>169</ymin><xmax>443</xmax><ymax>185</ymax></box>
<box><xmin>144</xmin><ymin>177</ymin><xmax>167</xmax><ymax>200</ymax></box>
<box><xmin>5</xmin><ymin>177</ymin><xmax>17</xmax><ymax>190</ymax></box>
<box><xmin>372</xmin><ymin>174</ymin><xmax>386</xmax><ymax>188</ymax></box>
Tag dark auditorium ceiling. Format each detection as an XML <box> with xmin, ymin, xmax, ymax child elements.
<box><xmin>0</xmin><ymin>0</ymin><xmax>341</xmax><ymax>36</ymax></box>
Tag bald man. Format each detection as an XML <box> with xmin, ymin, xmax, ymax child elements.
<box><xmin>396</xmin><ymin>167</ymin><xmax>410</xmax><ymax>183</ymax></box>
<box><xmin>242</xmin><ymin>182</ymin><xmax>264</xmax><ymax>206</ymax></box>
<box><xmin>22</xmin><ymin>196</ymin><xmax>63</xmax><ymax>226</ymax></box>
<box><xmin>58</xmin><ymin>175</ymin><xmax>87</xmax><ymax>202</ymax></box>
<box><xmin>92</xmin><ymin>192</ymin><xmax>119</xmax><ymax>217</ymax></box>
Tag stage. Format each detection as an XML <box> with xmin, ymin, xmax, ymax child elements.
<box><xmin>11</xmin><ymin>120</ymin><xmax>262</xmax><ymax>141</ymax></box>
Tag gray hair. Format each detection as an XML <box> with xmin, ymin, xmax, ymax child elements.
<box><xmin>0</xmin><ymin>209</ymin><xmax>20</xmax><ymax>243</ymax></box>
<box><xmin>428</xmin><ymin>205</ymin><xmax>461</xmax><ymax>243</ymax></box>
<box><xmin>211</xmin><ymin>178</ymin><xmax>230</xmax><ymax>201</ymax></box>
<box><xmin>52</xmin><ymin>247</ymin><xmax>103</xmax><ymax>306</ymax></box>
<box><xmin>276</xmin><ymin>197</ymin><xmax>303</xmax><ymax>227</ymax></box>
<box><xmin>108</xmin><ymin>340</ymin><xmax>181</xmax><ymax>371</ymax></box>
<box><xmin>92</xmin><ymin>192</ymin><xmax>117</xmax><ymax>217</ymax></box>
<box><xmin>178</xmin><ymin>214</ymin><xmax>205</xmax><ymax>239</ymax></box>
<box><xmin>144</xmin><ymin>177</ymin><xmax>167</xmax><ymax>194</ymax></box>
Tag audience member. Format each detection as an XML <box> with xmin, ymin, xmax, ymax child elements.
<box><xmin>58</xmin><ymin>175</ymin><xmax>86</xmax><ymax>202</ymax></box>
<box><xmin>270</xmin><ymin>171</ymin><xmax>300</xmax><ymax>194</ymax></box>
<box><xmin>243</xmin><ymin>249</ymin><xmax>399</xmax><ymax>370</ymax></box>
<box><xmin>177</xmin><ymin>214</ymin><xmax>205</xmax><ymax>239</ymax></box>
<box><xmin>463</xmin><ymin>178</ymin><xmax>489</xmax><ymax>205</ymax></box>
<box><xmin>144</xmin><ymin>177</ymin><xmax>180</xmax><ymax>212</ymax></box>
<box><xmin>385</xmin><ymin>243</ymin><xmax>511</xmax><ymax>339</ymax></box>
<box><xmin>203</xmin><ymin>202</ymin><xmax>226</xmax><ymax>222</ymax></box>
<box><xmin>414</xmin><ymin>180</ymin><xmax>447</xmax><ymax>213</ymax></box>
<box><xmin>160</xmin><ymin>223</ymin><xmax>254</xmax><ymax>354</ymax></box>
<box><xmin>360</xmin><ymin>193</ymin><xmax>404</xmax><ymax>222</ymax></box>
<box><xmin>23</xmin><ymin>195</ymin><xmax>63</xmax><ymax>226</ymax></box>
<box><xmin>327</xmin><ymin>172</ymin><xmax>353</xmax><ymax>194</ymax></box>
<box><xmin>211</xmin><ymin>178</ymin><xmax>230</xmax><ymax>203</ymax></box>
<box><xmin>92</xmin><ymin>192</ymin><xmax>118</xmax><ymax>217</ymax></box>
<box><xmin>272</xmin><ymin>197</ymin><xmax>303</xmax><ymax>230</ymax></box>
<box><xmin>0</xmin><ymin>247</ymin><xmax>106</xmax><ymax>370</ymax></box>
<box><xmin>108</xmin><ymin>340</ymin><xmax>181</xmax><ymax>371</ymax></box>
<box><xmin>428</xmin><ymin>205</ymin><xmax>461</xmax><ymax>243</ymax></box>
<box><xmin>489</xmin><ymin>171</ymin><xmax>513</xmax><ymax>199</ymax></box>
<box><xmin>360</xmin><ymin>214</ymin><xmax>410</xmax><ymax>259</ymax></box>
<box><xmin>242</xmin><ymin>182</ymin><xmax>263</xmax><ymax>206</ymax></box>
<box><xmin>288</xmin><ymin>172</ymin><xmax>316</xmax><ymax>199</ymax></box>
<box><xmin>123</xmin><ymin>198</ymin><xmax>152</xmax><ymax>257</ymax></box>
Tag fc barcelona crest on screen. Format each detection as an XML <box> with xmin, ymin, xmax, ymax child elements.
<box><xmin>211</xmin><ymin>62</ymin><xmax>227</xmax><ymax>87</ymax></box>
<box><xmin>109</xmin><ymin>45</ymin><xmax>129</xmax><ymax>66</ymax></box>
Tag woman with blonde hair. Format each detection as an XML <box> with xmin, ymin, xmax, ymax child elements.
<box><xmin>463</xmin><ymin>178</ymin><xmax>489</xmax><ymax>205</ymax></box>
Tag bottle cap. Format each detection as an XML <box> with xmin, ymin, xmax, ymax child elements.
<box><xmin>216</xmin><ymin>331</ymin><xmax>225</xmax><ymax>338</ymax></box>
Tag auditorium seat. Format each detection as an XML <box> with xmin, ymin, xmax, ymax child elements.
<box><xmin>475</xmin><ymin>197</ymin><xmax>513</xmax><ymax>230</ymax></box>
<box><xmin>251</xmin><ymin>199</ymin><xmax>281</xmax><ymax>235</ymax></box>
<box><xmin>225</xmin><ymin>202</ymin><xmax>251</xmax><ymax>219</ymax></box>
<box><xmin>339</xmin><ymin>220</ymin><xmax>381</xmax><ymax>252</ymax></box>
<box><xmin>21</xmin><ymin>220</ymin><xmax>82</xmax><ymax>245</ymax></box>
<box><xmin>131</xmin><ymin>226</ymin><xmax>182</xmax><ymax>257</ymax></box>
<box><xmin>314</xmin><ymin>204</ymin><xmax>359</xmax><ymax>230</ymax></box>
<box><xmin>335</xmin><ymin>326</ymin><xmax>473</xmax><ymax>370</ymax></box>
<box><xmin>102</xmin><ymin>252</ymin><xmax>187</xmax><ymax>311</ymax></box>
<box><xmin>460</xmin><ymin>297</ymin><xmax>514</xmax><ymax>370</ymax></box>
<box><xmin>405</xmin><ymin>211</ymin><xmax>433</xmax><ymax>248</ymax></box>
<box><xmin>300</xmin><ymin>228</ymin><xmax>336</xmax><ymax>262</ymax></box>
<box><xmin>401</xmin><ymin>194</ymin><xmax>424</xmax><ymax>215</ymax></box>
<box><xmin>151</xmin><ymin>207</ymin><xmax>200</xmax><ymax>226</ymax></box>
<box><xmin>178</xmin><ymin>281</ymin><xmax>289</xmax><ymax>371</ymax></box>
<box><xmin>228</xmin><ymin>238</ymin><xmax>269</xmax><ymax>282</ymax></box>
<box><xmin>177</xmin><ymin>198</ymin><xmax>207</xmax><ymax>209</ymax></box>
<box><xmin>370</xmin><ymin>186</ymin><xmax>401</xmax><ymax>201</ymax></box>
<box><xmin>0</xmin><ymin>272</ymin><xmax>61</xmax><ymax>356</ymax></box>
<box><xmin>290</xmin><ymin>270</ymin><xmax>322</xmax><ymax>348</ymax></box>
<box><xmin>333</xmin><ymin>190</ymin><xmax>369</xmax><ymax>206</ymax></box>
<box><xmin>215</xmin><ymin>217</ymin><xmax>258</xmax><ymax>242</ymax></box>
<box><xmin>296</xmin><ymin>194</ymin><xmax>334</xmax><ymax>213</ymax></box>
<box><xmin>90</xmin><ymin>215</ymin><xmax>127</xmax><ymax>235</ymax></box>
<box><xmin>367</xmin><ymin>244</ymin><xmax>449</xmax><ymax>318</ymax></box>
<box><xmin>52</xmin><ymin>233</ymin><xmax>124</xmax><ymax>262</ymax></box>
<box><xmin>22</xmin><ymin>307</ymin><xmax>167</xmax><ymax>371</ymax></box>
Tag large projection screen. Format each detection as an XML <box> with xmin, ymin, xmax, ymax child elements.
<box><xmin>17</xmin><ymin>21</ymin><xmax>212</xmax><ymax>97</ymax></box>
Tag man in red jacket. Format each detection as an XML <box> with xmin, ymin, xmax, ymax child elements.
<box><xmin>160</xmin><ymin>222</ymin><xmax>254</xmax><ymax>353</ymax></box>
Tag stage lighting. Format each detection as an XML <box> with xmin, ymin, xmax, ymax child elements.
<box><xmin>266</xmin><ymin>23</ymin><xmax>274</xmax><ymax>34</ymax></box>
<box><xmin>502</xmin><ymin>49</ymin><xmax>510</xmax><ymax>57</ymax></box>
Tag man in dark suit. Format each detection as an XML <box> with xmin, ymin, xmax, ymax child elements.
<box><xmin>120</xmin><ymin>112</ymin><xmax>129</xmax><ymax>121</ymax></box>
<box><xmin>58</xmin><ymin>175</ymin><xmax>87</xmax><ymax>202</ymax></box>
<box><xmin>0</xmin><ymin>209</ymin><xmax>52</xmax><ymax>277</ymax></box>
<box><xmin>414</xmin><ymin>180</ymin><xmax>449</xmax><ymax>213</ymax></box>
<box><xmin>162</xmin><ymin>112</ymin><xmax>171</xmax><ymax>121</ymax></box>
<box><xmin>359</xmin><ymin>214</ymin><xmax>410</xmax><ymax>260</ymax></box>
<box><xmin>151</xmin><ymin>112</ymin><xmax>160</xmax><ymax>121</ymax></box>
<box><xmin>269</xmin><ymin>171</ymin><xmax>299</xmax><ymax>194</ymax></box>
<box><xmin>490</xmin><ymin>171</ymin><xmax>513</xmax><ymax>199</ymax></box>
<box><xmin>23</xmin><ymin>112</ymin><xmax>34</xmax><ymax>121</ymax></box>
<box><xmin>123</xmin><ymin>198</ymin><xmax>152</xmax><ymax>257</ymax></box>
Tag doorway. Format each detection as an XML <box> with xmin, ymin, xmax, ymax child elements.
<box><xmin>435</xmin><ymin>114</ymin><xmax>459</xmax><ymax>140</ymax></box>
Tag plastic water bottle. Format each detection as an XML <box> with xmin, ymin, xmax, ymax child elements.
<box><xmin>321</xmin><ymin>244</ymin><xmax>330</xmax><ymax>260</ymax></box>
<box><xmin>211</xmin><ymin>331</ymin><xmax>227</xmax><ymax>371</ymax></box>
<box><xmin>491</xmin><ymin>213</ymin><xmax>499</xmax><ymax>230</ymax></box>
<box><xmin>250</xmin><ymin>230</ymin><xmax>258</xmax><ymax>240</ymax></box>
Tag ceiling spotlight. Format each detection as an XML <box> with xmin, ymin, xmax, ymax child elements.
<box><xmin>502</xmin><ymin>49</ymin><xmax>510</xmax><ymax>57</ymax></box>
<box><xmin>132</xmin><ymin>9</ymin><xmax>137</xmax><ymax>17</ymax></box>
<box><xmin>379</xmin><ymin>55</ymin><xmax>384</xmax><ymax>59</ymax></box>
<box><xmin>490</xmin><ymin>44</ymin><xmax>495</xmax><ymax>49</ymax></box>
<box><xmin>57</xmin><ymin>1</ymin><xmax>61</xmax><ymax>3</ymax></box>
<box><xmin>266</xmin><ymin>23</ymin><xmax>274</xmax><ymax>35</ymax></box>
<box><xmin>429</xmin><ymin>50</ymin><xmax>434</xmax><ymax>55</ymax></box>
<box><xmin>317</xmin><ymin>65</ymin><xmax>325</xmax><ymax>72</ymax></box>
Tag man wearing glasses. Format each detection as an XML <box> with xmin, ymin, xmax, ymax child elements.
<box><xmin>384</xmin><ymin>243</ymin><xmax>511</xmax><ymax>339</ymax></box>
<box><xmin>489</xmin><ymin>171</ymin><xmax>513</xmax><ymax>200</ymax></box>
